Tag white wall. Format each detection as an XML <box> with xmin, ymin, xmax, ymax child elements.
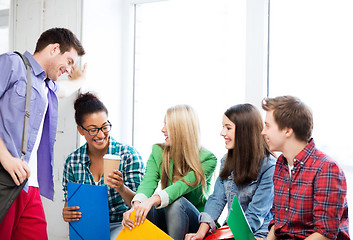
<box><xmin>80</xmin><ymin>0</ymin><xmax>132</xmax><ymax>145</ymax></box>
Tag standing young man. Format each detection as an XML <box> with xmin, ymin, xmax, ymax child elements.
<box><xmin>261</xmin><ymin>95</ymin><xmax>349</xmax><ymax>240</ymax></box>
<box><xmin>0</xmin><ymin>27</ymin><xmax>85</xmax><ymax>239</ymax></box>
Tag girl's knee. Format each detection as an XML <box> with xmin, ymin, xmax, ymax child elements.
<box><xmin>167</xmin><ymin>197</ymin><xmax>187</xmax><ymax>214</ymax></box>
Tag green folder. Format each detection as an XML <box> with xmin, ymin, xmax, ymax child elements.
<box><xmin>227</xmin><ymin>195</ymin><xmax>256</xmax><ymax>240</ymax></box>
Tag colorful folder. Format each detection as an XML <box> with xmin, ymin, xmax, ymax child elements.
<box><xmin>67</xmin><ymin>182</ymin><xmax>110</xmax><ymax>240</ymax></box>
<box><xmin>227</xmin><ymin>195</ymin><xmax>256</xmax><ymax>240</ymax></box>
<box><xmin>204</xmin><ymin>195</ymin><xmax>256</xmax><ymax>240</ymax></box>
<box><xmin>204</xmin><ymin>225</ymin><xmax>233</xmax><ymax>240</ymax></box>
<box><xmin>116</xmin><ymin>210</ymin><xmax>173</xmax><ymax>240</ymax></box>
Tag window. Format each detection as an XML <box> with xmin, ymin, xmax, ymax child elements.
<box><xmin>133</xmin><ymin>0</ymin><xmax>246</xmax><ymax>162</ymax></box>
<box><xmin>269</xmin><ymin>0</ymin><xmax>353</xmax><ymax>230</ymax></box>
<box><xmin>0</xmin><ymin>0</ymin><xmax>10</xmax><ymax>53</ymax></box>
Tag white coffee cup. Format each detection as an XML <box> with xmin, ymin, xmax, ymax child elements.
<box><xmin>103</xmin><ymin>154</ymin><xmax>121</xmax><ymax>183</ymax></box>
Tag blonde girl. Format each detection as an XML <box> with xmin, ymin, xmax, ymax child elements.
<box><xmin>122</xmin><ymin>105</ymin><xmax>217</xmax><ymax>240</ymax></box>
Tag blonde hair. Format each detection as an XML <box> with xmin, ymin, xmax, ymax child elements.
<box><xmin>160</xmin><ymin>105</ymin><xmax>206</xmax><ymax>191</ymax></box>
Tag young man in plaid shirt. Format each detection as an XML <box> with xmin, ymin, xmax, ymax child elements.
<box><xmin>261</xmin><ymin>95</ymin><xmax>349</xmax><ymax>240</ymax></box>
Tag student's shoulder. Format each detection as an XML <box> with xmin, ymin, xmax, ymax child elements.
<box><xmin>199</xmin><ymin>147</ymin><xmax>217</xmax><ymax>162</ymax></box>
<box><xmin>111</xmin><ymin>139</ymin><xmax>134</xmax><ymax>153</ymax></box>
<box><xmin>263</xmin><ymin>154</ymin><xmax>277</xmax><ymax>167</ymax></box>
<box><xmin>220</xmin><ymin>154</ymin><xmax>227</xmax><ymax>164</ymax></box>
<box><xmin>65</xmin><ymin>145</ymin><xmax>87</xmax><ymax>164</ymax></box>
<box><xmin>0</xmin><ymin>52</ymin><xmax>25</xmax><ymax>70</ymax></box>
<box><xmin>258</xmin><ymin>154</ymin><xmax>277</xmax><ymax>176</ymax></box>
<box><xmin>312</xmin><ymin>148</ymin><xmax>343</xmax><ymax>172</ymax></box>
<box><xmin>109</xmin><ymin>138</ymin><xmax>142</xmax><ymax>158</ymax></box>
<box><xmin>151</xmin><ymin>143</ymin><xmax>164</xmax><ymax>153</ymax></box>
<box><xmin>144</xmin><ymin>144</ymin><xmax>163</xmax><ymax>162</ymax></box>
<box><xmin>1</xmin><ymin>52</ymin><xmax>19</xmax><ymax>59</ymax></box>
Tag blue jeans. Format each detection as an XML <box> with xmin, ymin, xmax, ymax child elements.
<box><xmin>147</xmin><ymin>197</ymin><xmax>200</xmax><ymax>240</ymax></box>
<box><xmin>110</xmin><ymin>221</ymin><xmax>122</xmax><ymax>240</ymax></box>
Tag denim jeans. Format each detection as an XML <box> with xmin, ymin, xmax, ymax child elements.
<box><xmin>147</xmin><ymin>197</ymin><xmax>200</xmax><ymax>240</ymax></box>
<box><xmin>110</xmin><ymin>221</ymin><xmax>122</xmax><ymax>240</ymax></box>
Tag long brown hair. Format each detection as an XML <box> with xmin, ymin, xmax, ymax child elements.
<box><xmin>219</xmin><ymin>104</ymin><xmax>271</xmax><ymax>186</ymax></box>
<box><xmin>160</xmin><ymin>105</ymin><xmax>206</xmax><ymax>191</ymax></box>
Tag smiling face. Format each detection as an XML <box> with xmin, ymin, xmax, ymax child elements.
<box><xmin>261</xmin><ymin>110</ymin><xmax>287</xmax><ymax>152</ymax></box>
<box><xmin>161</xmin><ymin>116</ymin><xmax>170</xmax><ymax>146</ymax></box>
<box><xmin>77</xmin><ymin>111</ymin><xmax>110</xmax><ymax>153</ymax></box>
<box><xmin>46</xmin><ymin>45</ymin><xmax>78</xmax><ymax>81</ymax></box>
<box><xmin>220</xmin><ymin>114</ymin><xmax>236</xmax><ymax>150</ymax></box>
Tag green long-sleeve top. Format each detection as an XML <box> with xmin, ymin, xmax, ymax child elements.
<box><xmin>133</xmin><ymin>144</ymin><xmax>217</xmax><ymax>212</ymax></box>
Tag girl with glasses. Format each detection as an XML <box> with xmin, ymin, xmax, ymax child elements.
<box><xmin>61</xmin><ymin>92</ymin><xmax>144</xmax><ymax>240</ymax></box>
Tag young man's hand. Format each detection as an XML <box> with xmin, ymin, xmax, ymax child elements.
<box><xmin>68</xmin><ymin>63</ymin><xmax>87</xmax><ymax>80</ymax></box>
<box><xmin>0</xmin><ymin>138</ymin><xmax>30</xmax><ymax>185</ymax></box>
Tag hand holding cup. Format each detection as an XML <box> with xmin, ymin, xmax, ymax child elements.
<box><xmin>103</xmin><ymin>154</ymin><xmax>123</xmax><ymax>191</ymax></box>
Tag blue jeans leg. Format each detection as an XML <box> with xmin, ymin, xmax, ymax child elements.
<box><xmin>110</xmin><ymin>221</ymin><xmax>122</xmax><ymax>240</ymax></box>
<box><xmin>146</xmin><ymin>206</ymin><xmax>167</xmax><ymax>233</ymax></box>
<box><xmin>165</xmin><ymin>197</ymin><xmax>200</xmax><ymax>240</ymax></box>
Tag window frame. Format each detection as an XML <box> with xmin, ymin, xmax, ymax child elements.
<box><xmin>120</xmin><ymin>0</ymin><xmax>270</xmax><ymax>146</ymax></box>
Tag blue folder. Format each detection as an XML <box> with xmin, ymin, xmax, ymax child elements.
<box><xmin>67</xmin><ymin>182</ymin><xmax>110</xmax><ymax>240</ymax></box>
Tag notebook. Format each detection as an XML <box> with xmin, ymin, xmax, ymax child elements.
<box><xmin>227</xmin><ymin>195</ymin><xmax>256</xmax><ymax>240</ymax></box>
<box><xmin>67</xmin><ymin>182</ymin><xmax>110</xmax><ymax>240</ymax></box>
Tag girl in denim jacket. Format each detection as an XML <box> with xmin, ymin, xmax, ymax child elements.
<box><xmin>185</xmin><ymin>104</ymin><xmax>276</xmax><ymax>239</ymax></box>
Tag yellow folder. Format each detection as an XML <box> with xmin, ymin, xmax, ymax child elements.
<box><xmin>116</xmin><ymin>210</ymin><xmax>173</xmax><ymax>240</ymax></box>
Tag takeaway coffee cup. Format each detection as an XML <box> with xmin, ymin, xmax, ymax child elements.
<box><xmin>103</xmin><ymin>154</ymin><xmax>121</xmax><ymax>183</ymax></box>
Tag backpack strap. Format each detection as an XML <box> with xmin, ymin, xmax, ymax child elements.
<box><xmin>14</xmin><ymin>51</ymin><xmax>32</xmax><ymax>159</ymax></box>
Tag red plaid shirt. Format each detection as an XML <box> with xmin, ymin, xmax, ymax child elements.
<box><xmin>269</xmin><ymin>139</ymin><xmax>349</xmax><ymax>239</ymax></box>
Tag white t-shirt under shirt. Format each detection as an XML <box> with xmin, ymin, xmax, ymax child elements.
<box><xmin>288</xmin><ymin>163</ymin><xmax>294</xmax><ymax>178</ymax></box>
<box><xmin>28</xmin><ymin>81</ymin><xmax>48</xmax><ymax>187</ymax></box>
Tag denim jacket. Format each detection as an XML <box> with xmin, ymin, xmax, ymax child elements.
<box><xmin>199</xmin><ymin>154</ymin><xmax>276</xmax><ymax>237</ymax></box>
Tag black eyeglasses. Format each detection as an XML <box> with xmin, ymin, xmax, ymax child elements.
<box><xmin>80</xmin><ymin>121</ymin><xmax>112</xmax><ymax>136</ymax></box>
